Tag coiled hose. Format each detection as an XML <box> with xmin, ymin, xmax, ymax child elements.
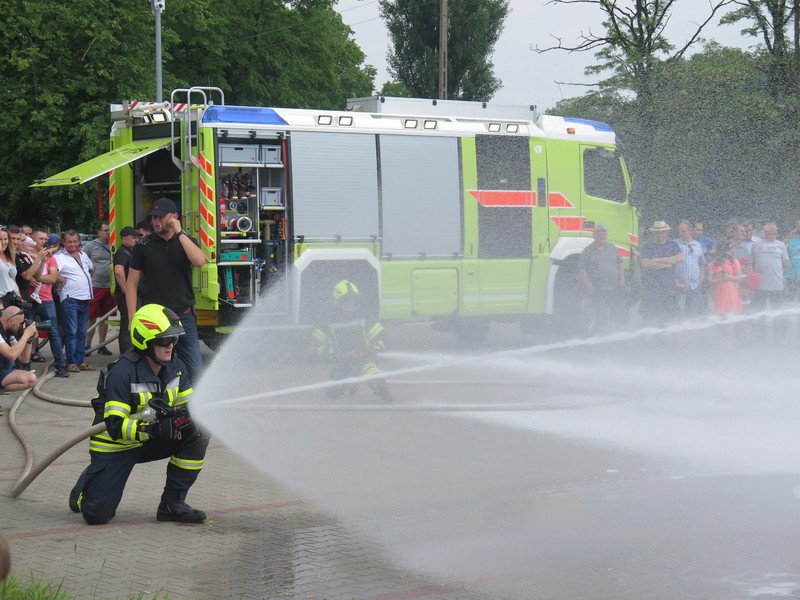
<box><xmin>9</xmin><ymin>309</ymin><xmax>125</xmax><ymax>498</ymax></box>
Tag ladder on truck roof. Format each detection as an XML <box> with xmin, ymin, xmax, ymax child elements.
<box><xmin>169</xmin><ymin>86</ymin><xmax>225</xmax><ymax>174</ymax></box>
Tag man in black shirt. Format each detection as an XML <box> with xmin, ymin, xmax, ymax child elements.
<box><xmin>112</xmin><ymin>227</ymin><xmax>141</xmax><ymax>354</ymax></box>
<box><xmin>126</xmin><ymin>198</ymin><xmax>208</xmax><ymax>381</ymax></box>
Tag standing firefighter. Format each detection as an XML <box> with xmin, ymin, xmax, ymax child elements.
<box><xmin>313</xmin><ymin>280</ymin><xmax>391</xmax><ymax>402</ymax></box>
<box><xmin>69</xmin><ymin>304</ymin><xmax>209</xmax><ymax>525</ymax></box>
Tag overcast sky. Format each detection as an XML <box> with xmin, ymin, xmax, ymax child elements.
<box><xmin>335</xmin><ymin>0</ymin><xmax>752</xmax><ymax>111</ymax></box>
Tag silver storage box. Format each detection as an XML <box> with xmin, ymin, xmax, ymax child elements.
<box><xmin>259</xmin><ymin>188</ymin><xmax>283</xmax><ymax>208</ymax></box>
<box><xmin>260</xmin><ymin>145</ymin><xmax>282</xmax><ymax>164</ymax></box>
<box><xmin>218</xmin><ymin>143</ymin><xmax>259</xmax><ymax>164</ymax></box>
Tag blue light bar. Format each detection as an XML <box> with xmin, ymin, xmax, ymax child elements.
<box><xmin>563</xmin><ymin>116</ymin><xmax>614</xmax><ymax>133</ymax></box>
<box><xmin>202</xmin><ymin>106</ymin><xmax>288</xmax><ymax>126</ymax></box>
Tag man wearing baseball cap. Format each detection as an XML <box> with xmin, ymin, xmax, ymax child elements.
<box><xmin>125</xmin><ymin>199</ymin><xmax>207</xmax><ymax>381</ymax></box>
<box><xmin>112</xmin><ymin>227</ymin><xmax>141</xmax><ymax>354</ymax></box>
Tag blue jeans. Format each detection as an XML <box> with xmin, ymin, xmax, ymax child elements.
<box><xmin>62</xmin><ymin>297</ymin><xmax>89</xmax><ymax>366</ymax></box>
<box><xmin>31</xmin><ymin>300</ymin><xmax>66</xmax><ymax>369</ymax></box>
<box><xmin>175</xmin><ymin>308</ymin><xmax>203</xmax><ymax>385</ymax></box>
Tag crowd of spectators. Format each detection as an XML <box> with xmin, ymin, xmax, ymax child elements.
<box><xmin>0</xmin><ymin>196</ymin><xmax>205</xmax><ymax>395</ymax></box>
<box><xmin>0</xmin><ymin>223</ymin><xmax>124</xmax><ymax>390</ymax></box>
<box><xmin>580</xmin><ymin>217</ymin><xmax>800</xmax><ymax>334</ymax></box>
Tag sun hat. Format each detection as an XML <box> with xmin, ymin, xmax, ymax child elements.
<box><xmin>648</xmin><ymin>220</ymin><xmax>671</xmax><ymax>232</ymax></box>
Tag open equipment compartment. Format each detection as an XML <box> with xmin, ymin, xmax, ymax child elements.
<box><xmin>216</xmin><ymin>138</ymin><xmax>288</xmax><ymax>310</ymax></box>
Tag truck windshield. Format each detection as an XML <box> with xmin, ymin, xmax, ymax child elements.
<box><xmin>584</xmin><ymin>147</ymin><xmax>628</xmax><ymax>203</ymax></box>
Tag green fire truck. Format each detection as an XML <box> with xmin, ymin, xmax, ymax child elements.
<box><xmin>33</xmin><ymin>86</ymin><xmax>638</xmax><ymax>345</ymax></box>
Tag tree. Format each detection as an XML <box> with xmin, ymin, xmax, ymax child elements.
<box><xmin>550</xmin><ymin>44</ymin><xmax>798</xmax><ymax>227</ymax></box>
<box><xmin>536</xmin><ymin>0</ymin><xmax>733</xmax><ymax>206</ymax></box>
<box><xmin>720</xmin><ymin>0</ymin><xmax>796</xmax><ymax>98</ymax></box>
<box><xmin>379</xmin><ymin>80</ymin><xmax>413</xmax><ymax>97</ymax></box>
<box><xmin>0</xmin><ymin>0</ymin><xmax>375</xmax><ymax>228</ymax></box>
<box><xmin>379</xmin><ymin>0</ymin><xmax>509</xmax><ymax>101</ymax></box>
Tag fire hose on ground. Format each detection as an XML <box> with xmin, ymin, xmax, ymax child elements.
<box><xmin>9</xmin><ymin>371</ymin><xmax>153</xmax><ymax>498</ymax></box>
<box><xmin>9</xmin><ymin>308</ymin><xmax>130</xmax><ymax>498</ymax></box>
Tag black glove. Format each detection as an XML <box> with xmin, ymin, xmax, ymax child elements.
<box><xmin>139</xmin><ymin>417</ymin><xmax>177</xmax><ymax>440</ymax></box>
<box><xmin>148</xmin><ymin>397</ymin><xmax>189</xmax><ymax>419</ymax></box>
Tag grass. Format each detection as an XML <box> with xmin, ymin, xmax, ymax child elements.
<box><xmin>0</xmin><ymin>576</ymin><xmax>72</xmax><ymax>600</ymax></box>
<box><xmin>0</xmin><ymin>576</ymin><xmax>175</xmax><ymax>600</ymax></box>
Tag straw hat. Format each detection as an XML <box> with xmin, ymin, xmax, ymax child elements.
<box><xmin>648</xmin><ymin>220</ymin><xmax>671</xmax><ymax>232</ymax></box>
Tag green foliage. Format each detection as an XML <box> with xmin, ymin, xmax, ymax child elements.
<box><xmin>0</xmin><ymin>575</ymin><xmax>73</xmax><ymax>600</ymax></box>
<box><xmin>379</xmin><ymin>80</ymin><xmax>413</xmax><ymax>97</ymax></box>
<box><xmin>379</xmin><ymin>0</ymin><xmax>508</xmax><ymax>101</ymax></box>
<box><xmin>0</xmin><ymin>574</ymin><xmax>177</xmax><ymax>599</ymax></box>
<box><xmin>551</xmin><ymin>44</ymin><xmax>800</xmax><ymax>229</ymax></box>
<box><xmin>0</xmin><ymin>0</ymin><xmax>375</xmax><ymax>228</ymax></box>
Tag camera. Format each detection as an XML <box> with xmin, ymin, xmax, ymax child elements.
<box><xmin>23</xmin><ymin>319</ymin><xmax>52</xmax><ymax>334</ymax></box>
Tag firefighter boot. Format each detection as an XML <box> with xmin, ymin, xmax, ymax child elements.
<box><xmin>69</xmin><ymin>466</ymin><xmax>90</xmax><ymax>513</ymax></box>
<box><xmin>369</xmin><ymin>378</ymin><xmax>393</xmax><ymax>403</ymax></box>
<box><xmin>156</xmin><ymin>501</ymin><xmax>206</xmax><ymax>523</ymax></box>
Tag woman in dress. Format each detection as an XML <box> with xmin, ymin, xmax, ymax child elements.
<box><xmin>707</xmin><ymin>240</ymin><xmax>742</xmax><ymax>315</ymax></box>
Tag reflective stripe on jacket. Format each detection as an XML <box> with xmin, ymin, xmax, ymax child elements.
<box><xmin>89</xmin><ymin>349</ymin><xmax>193</xmax><ymax>453</ymax></box>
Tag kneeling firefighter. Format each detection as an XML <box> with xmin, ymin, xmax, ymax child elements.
<box><xmin>69</xmin><ymin>304</ymin><xmax>209</xmax><ymax>525</ymax></box>
<box><xmin>313</xmin><ymin>279</ymin><xmax>391</xmax><ymax>401</ymax></box>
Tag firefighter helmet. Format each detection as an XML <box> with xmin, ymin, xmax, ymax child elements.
<box><xmin>130</xmin><ymin>304</ymin><xmax>185</xmax><ymax>352</ymax></box>
<box><xmin>332</xmin><ymin>280</ymin><xmax>359</xmax><ymax>304</ymax></box>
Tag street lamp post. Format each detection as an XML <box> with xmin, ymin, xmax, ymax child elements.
<box><xmin>151</xmin><ymin>0</ymin><xmax>165</xmax><ymax>102</ymax></box>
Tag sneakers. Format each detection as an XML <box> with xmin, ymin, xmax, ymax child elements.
<box><xmin>79</xmin><ymin>363</ymin><xmax>95</xmax><ymax>371</ymax></box>
<box><xmin>156</xmin><ymin>501</ymin><xmax>206</xmax><ymax>523</ymax></box>
<box><xmin>97</xmin><ymin>347</ymin><xmax>112</xmax><ymax>356</ymax></box>
<box><xmin>54</xmin><ymin>368</ymin><xmax>70</xmax><ymax>378</ymax></box>
<box><xmin>31</xmin><ymin>351</ymin><xmax>47</xmax><ymax>363</ymax></box>
<box><xmin>66</xmin><ymin>364</ymin><xmax>81</xmax><ymax>373</ymax></box>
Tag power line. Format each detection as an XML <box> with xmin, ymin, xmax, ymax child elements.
<box><xmin>339</xmin><ymin>0</ymin><xmax>380</xmax><ymax>13</ymax></box>
<box><xmin>346</xmin><ymin>0</ymin><xmax>438</xmax><ymax>26</ymax></box>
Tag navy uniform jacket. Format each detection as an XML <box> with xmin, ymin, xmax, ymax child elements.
<box><xmin>89</xmin><ymin>350</ymin><xmax>193</xmax><ymax>453</ymax></box>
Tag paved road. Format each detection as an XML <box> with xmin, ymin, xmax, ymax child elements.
<box><xmin>4</xmin><ymin>319</ymin><xmax>800</xmax><ymax>599</ymax></box>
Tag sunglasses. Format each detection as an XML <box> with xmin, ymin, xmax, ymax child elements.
<box><xmin>153</xmin><ymin>336</ymin><xmax>178</xmax><ymax>347</ymax></box>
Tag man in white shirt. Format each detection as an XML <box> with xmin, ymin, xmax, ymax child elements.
<box><xmin>675</xmin><ymin>221</ymin><xmax>706</xmax><ymax>317</ymax></box>
<box><xmin>54</xmin><ymin>231</ymin><xmax>95</xmax><ymax>373</ymax></box>
<box><xmin>751</xmin><ymin>222</ymin><xmax>789</xmax><ymax>321</ymax></box>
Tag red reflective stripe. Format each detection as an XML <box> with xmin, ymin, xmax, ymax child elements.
<box><xmin>547</xmin><ymin>192</ymin><xmax>575</xmax><ymax>208</ymax></box>
<box><xmin>199</xmin><ymin>178</ymin><xmax>213</xmax><ymax>201</ymax></box>
<box><xmin>628</xmin><ymin>232</ymin><xmax>639</xmax><ymax>244</ymax></box>
<box><xmin>199</xmin><ymin>153</ymin><xmax>213</xmax><ymax>176</ymax></box>
<box><xmin>199</xmin><ymin>202</ymin><xmax>215</xmax><ymax>228</ymax></box>
<box><xmin>617</xmin><ymin>247</ymin><xmax>631</xmax><ymax>258</ymax></box>
<box><xmin>199</xmin><ymin>228</ymin><xmax>215</xmax><ymax>249</ymax></box>
<box><xmin>551</xmin><ymin>216</ymin><xmax>589</xmax><ymax>232</ymax></box>
<box><xmin>467</xmin><ymin>190</ymin><xmax>536</xmax><ymax>207</ymax></box>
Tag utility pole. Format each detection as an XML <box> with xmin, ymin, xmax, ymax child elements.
<box><xmin>151</xmin><ymin>0</ymin><xmax>166</xmax><ymax>102</ymax></box>
<box><xmin>438</xmin><ymin>0</ymin><xmax>448</xmax><ymax>100</ymax></box>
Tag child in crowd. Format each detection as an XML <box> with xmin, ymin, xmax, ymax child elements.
<box><xmin>708</xmin><ymin>240</ymin><xmax>742</xmax><ymax>316</ymax></box>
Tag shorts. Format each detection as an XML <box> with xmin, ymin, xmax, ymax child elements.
<box><xmin>0</xmin><ymin>356</ymin><xmax>14</xmax><ymax>388</ymax></box>
<box><xmin>89</xmin><ymin>287</ymin><xmax>117</xmax><ymax>319</ymax></box>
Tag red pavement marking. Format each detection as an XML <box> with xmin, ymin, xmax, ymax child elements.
<box><xmin>371</xmin><ymin>568</ymin><xmax>535</xmax><ymax>600</ymax></box>
<box><xmin>6</xmin><ymin>499</ymin><xmax>308</xmax><ymax>540</ymax></box>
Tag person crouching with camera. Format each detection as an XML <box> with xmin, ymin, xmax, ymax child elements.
<box><xmin>0</xmin><ymin>304</ymin><xmax>38</xmax><ymax>391</ymax></box>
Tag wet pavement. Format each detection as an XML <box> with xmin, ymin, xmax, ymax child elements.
<box><xmin>3</xmin><ymin>320</ymin><xmax>800</xmax><ymax>599</ymax></box>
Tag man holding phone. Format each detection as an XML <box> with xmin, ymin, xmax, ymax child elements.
<box><xmin>126</xmin><ymin>198</ymin><xmax>208</xmax><ymax>382</ymax></box>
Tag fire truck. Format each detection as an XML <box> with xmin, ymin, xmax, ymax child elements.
<box><xmin>33</xmin><ymin>86</ymin><xmax>638</xmax><ymax>345</ymax></box>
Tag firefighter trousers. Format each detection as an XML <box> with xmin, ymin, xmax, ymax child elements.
<box><xmin>328</xmin><ymin>360</ymin><xmax>390</xmax><ymax>400</ymax></box>
<box><xmin>70</xmin><ymin>425</ymin><xmax>209</xmax><ymax>525</ymax></box>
